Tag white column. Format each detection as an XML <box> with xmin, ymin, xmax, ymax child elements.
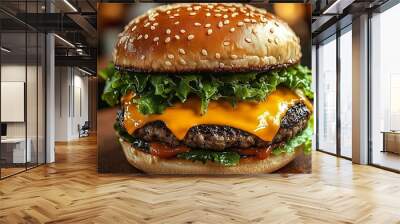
<box><xmin>352</xmin><ymin>14</ymin><xmax>369</xmax><ymax>164</ymax></box>
<box><xmin>46</xmin><ymin>32</ymin><xmax>55</xmax><ymax>163</ymax></box>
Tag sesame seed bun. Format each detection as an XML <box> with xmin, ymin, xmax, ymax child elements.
<box><xmin>119</xmin><ymin>138</ymin><xmax>303</xmax><ymax>174</ymax></box>
<box><xmin>113</xmin><ymin>3</ymin><xmax>301</xmax><ymax>73</ymax></box>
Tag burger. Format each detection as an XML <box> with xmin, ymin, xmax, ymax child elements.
<box><xmin>100</xmin><ymin>3</ymin><xmax>313</xmax><ymax>174</ymax></box>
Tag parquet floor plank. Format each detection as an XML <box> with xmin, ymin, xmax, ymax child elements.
<box><xmin>0</xmin><ymin>135</ymin><xmax>400</xmax><ymax>223</ymax></box>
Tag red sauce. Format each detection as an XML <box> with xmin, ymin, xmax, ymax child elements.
<box><xmin>150</xmin><ymin>143</ymin><xmax>190</xmax><ymax>159</ymax></box>
<box><xmin>238</xmin><ymin>146</ymin><xmax>272</xmax><ymax>160</ymax></box>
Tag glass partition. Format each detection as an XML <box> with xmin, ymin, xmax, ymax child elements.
<box><xmin>0</xmin><ymin>1</ymin><xmax>46</xmax><ymax>179</ymax></box>
<box><xmin>317</xmin><ymin>36</ymin><xmax>337</xmax><ymax>155</ymax></box>
<box><xmin>0</xmin><ymin>31</ymin><xmax>28</xmax><ymax>177</ymax></box>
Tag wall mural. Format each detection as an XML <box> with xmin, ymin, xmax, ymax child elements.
<box><xmin>97</xmin><ymin>3</ymin><xmax>313</xmax><ymax>174</ymax></box>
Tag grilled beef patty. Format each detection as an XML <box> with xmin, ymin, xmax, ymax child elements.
<box><xmin>125</xmin><ymin>102</ymin><xmax>310</xmax><ymax>150</ymax></box>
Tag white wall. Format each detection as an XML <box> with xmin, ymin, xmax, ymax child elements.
<box><xmin>54</xmin><ymin>67</ymin><xmax>89</xmax><ymax>141</ymax></box>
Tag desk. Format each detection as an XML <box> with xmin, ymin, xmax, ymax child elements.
<box><xmin>381</xmin><ymin>131</ymin><xmax>400</xmax><ymax>154</ymax></box>
<box><xmin>1</xmin><ymin>138</ymin><xmax>31</xmax><ymax>163</ymax></box>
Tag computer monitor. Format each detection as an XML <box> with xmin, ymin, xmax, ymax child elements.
<box><xmin>1</xmin><ymin>123</ymin><xmax>7</xmax><ymax>137</ymax></box>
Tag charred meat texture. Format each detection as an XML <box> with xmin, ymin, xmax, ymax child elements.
<box><xmin>272</xmin><ymin>103</ymin><xmax>311</xmax><ymax>143</ymax></box>
<box><xmin>134</xmin><ymin>121</ymin><xmax>180</xmax><ymax>147</ymax></box>
<box><xmin>129</xmin><ymin>102</ymin><xmax>310</xmax><ymax>150</ymax></box>
<box><xmin>184</xmin><ymin>125</ymin><xmax>267</xmax><ymax>150</ymax></box>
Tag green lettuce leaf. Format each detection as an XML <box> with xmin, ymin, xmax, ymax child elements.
<box><xmin>177</xmin><ymin>150</ymin><xmax>240</xmax><ymax>166</ymax></box>
<box><xmin>100</xmin><ymin>64</ymin><xmax>313</xmax><ymax>115</ymax></box>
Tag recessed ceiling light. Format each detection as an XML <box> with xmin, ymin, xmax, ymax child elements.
<box><xmin>1</xmin><ymin>47</ymin><xmax>11</xmax><ymax>53</ymax></box>
<box><xmin>54</xmin><ymin>34</ymin><xmax>75</xmax><ymax>48</ymax></box>
<box><xmin>77</xmin><ymin>67</ymin><xmax>92</xmax><ymax>76</ymax></box>
<box><xmin>63</xmin><ymin>0</ymin><xmax>78</xmax><ymax>12</ymax></box>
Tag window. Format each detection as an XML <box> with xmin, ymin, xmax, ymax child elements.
<box><xmin>370</xmin><ymin>3</ymin><xmax>400</xmax><ymax>171</ymax></box>
<box><xmin>317</xmin><ymin>36</ymin><xmax>337</xmax><ymax>154</ymax></box>
<box><xmin>339</xmin><ymin>27</ymin><xmax>352</xmax><ymax>158</ymax></box>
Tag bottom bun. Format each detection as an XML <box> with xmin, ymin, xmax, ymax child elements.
<box><xmin>120</xmin><ymin>138</ymin><xmax>303</xmax><ymax>174</ymax></box>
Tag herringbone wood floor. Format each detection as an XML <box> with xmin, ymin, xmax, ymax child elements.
<box><xmin>1</xmin><ymin>136</ymin><xmax>400</xmax><ymax>224</ymax></box>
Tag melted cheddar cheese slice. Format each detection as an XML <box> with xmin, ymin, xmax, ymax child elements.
<box><xmin>122</xmin><ymin>88</ymin><xmax>312</xmax><ymax>141</ymax></box>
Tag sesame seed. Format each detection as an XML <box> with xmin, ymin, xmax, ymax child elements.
<box><xmin>137</xmin><ymin>35</ymin><xmax>143</xmax><ymax>40</ymax></box>
<box><xmin>207</xmin><ymin>29</ymin><xmax>213</xmax><ymax>35</ymax></box>
<box><xmin>131</xmin><ymin>25</ymin><xmax>137</xmax><ymax>31</ymax></box>
<box><xmin>206</xmin><ymin>12</ymin><xmax>211</xmax><ymax>17</ymax></box>
<box><xmin>270</xmin><ymin>27</ymin><xmax>275</xmax><ymax>33</ymax></box>
<box><xmin>166</xmin><ymin>29</ymin><xmax>171</xmax><ymax>34</ymax></box>
<box><xmin>175</xmin><ymin>35</ymin><xmax>180</xmax><ymax>40</ymax></box>
<box><xmin>245</xmin><ymin>37</ymin><xmax>252</xmax><ymax>43</ymax></box>
<box><xmin>178</xmin><ymin>48</ymin><xmax>186</xmax><ymax>55</ymax></box>
<box><xmin>165</xmin><ymin>37</ymin><xmax>171</xmax><ymax>43</ymax></box>
<box><xmin>150</xmin><ymin>26</ymin><xmax>155</xmax><ymax>30</ymax></box>
<box><xmin>194</xmin><ymin>22</ymin><xmax>201</xmax><ymax>27</ymax></box>
<box><xmin>201</xmin><ymin>49</ymin><xmax>208</xmax><ymax>56</ymax></box>
<box><xmin>223</xmin><ymin>41</ymin><xmax>230</xmax><ymax>46</ymax></box>
<box><xmin>218</xmin><ymin>21</ymin><xmax>223</xmax><ymax>28</ymax></box>
<box><xmin>231</xmin><ymin>54</ymin><xmax>238</xmax><ymax>59</ymax></box>
<box><xmin>149</xmin><ymin>17</ymin><xmax>155</xmax><ymax>22</ymax></box>
<box><xmin>153</xmin><ymin>23</ymin><xmax>159</xmax><ymax>26</ymax></box>
<box><xmin>215</xmin><ymin>53</ymin><xmax>221</xmax><ymax>59</ymax></box>
<box><xmin>232</xmin><ymin>12</ymin><xmax>238</xmax><ymax>18</ymax></box>
<box><xmin>180</xmin><ymin>29</ymin><xmax>186</xmax><ymax>34</ymax></box>
<box><xmin>244</xmin><ymin>18</ymin><xmax>250</xmax><ymax>23</ymax></box>
<box><xmin>167</xmin><ymin>54</ymin><xmax>174</xmax><ymax>59</ymax></box>
<box><xmin>223</xmin><ymin>20</ymin><xmax>229</xmax><ymax>25</ymax></box>
<box><xmin>219</xmin><ymin>62</ymin><xmax>224</xmax><ymax>68</ymax></box>
<box><xmin>144</xmin><ymin>22</ymin><xmax>150</xmax><ymax>27</ymax></box>
<box><xmin>189</xmin><ymin>12</ymin><xmax>196</xmax><ymax>16</ymax></box>
<box><xmin>169</xmin><ymin>16</ymin><xmax>175</xmax><ymax>19</ymax></box>
<box><xmin>187</xmin><ymin>34</ymin><xmax>195</xmax><ymax>40</ymax></box>
<box><xmin>187</xmin><ymin>7</ymin><xmax>193</xmax><ymax>11</ymax></box>
<box><xmin>223</xmin><ymin>15</ymin><xmax>228</xmax><ymax>19</ymax></box>
<box><xmin>174</xmin><ymin>13</ymin><xmax>179</xmax><ymax>17</ymax></box>
<box><xmin>144</xmin><ymin>34</ymin><xmax>149</xmax><ymax>39</ymax></box>
<box><xmin>179</xmin><ymin>58</ymin><xmax>186</xmax><ymax>65</ymax></box>
<box><xmin>166</xmin><ymin>10</ymin><xmax>171</xmax><ymax>14</ymax></box>
<box><xmin>141</xmin><ymin>55</ymin><xmax>145</xmax><ymax>60</ymax></box>
<box><xmin>205</xmin><ymin>23</ymin><xmax>211</xmax><ymax>28</ymax></box>
<box><xmin>251</xmin><ymin>19</ymin><xmax>256</xmax><ymax>23</ymax></box>
<box><xmin>214</xmin><ymin>9</ymin><xmax>221</xmax><ymax>13</ymax></box>
<box><xmin>153</xmin><ymin>37</ymin><xmax>159</xmax><ymax>42</ymax></box>
<box><xmin>215</xmin><ymin>13</ymin><xmax>222</xmax><ymax>17</ymax></box>
<box><xmin>230</xmin><ymin>27</ymin><xmax>235</xmax><ymax>32</ymax></box>
<box><xmin>165</xmin><ymin>61</ymin><xmax>172</xmax><ymax>66</ymax></box>
<box><xmin>237</xmin><ymin>21</ymin><xmax>244</xmax><ymax>26</ymax></box>
<box><xmin>174</xmin><ymin>21</ymin><xmax>180</xmax><ymax>25</ymax></box>
<box><xmin>194</xmin><ymin>6</ymin><xmax>201</xmax><ymax>11</ymax></box>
